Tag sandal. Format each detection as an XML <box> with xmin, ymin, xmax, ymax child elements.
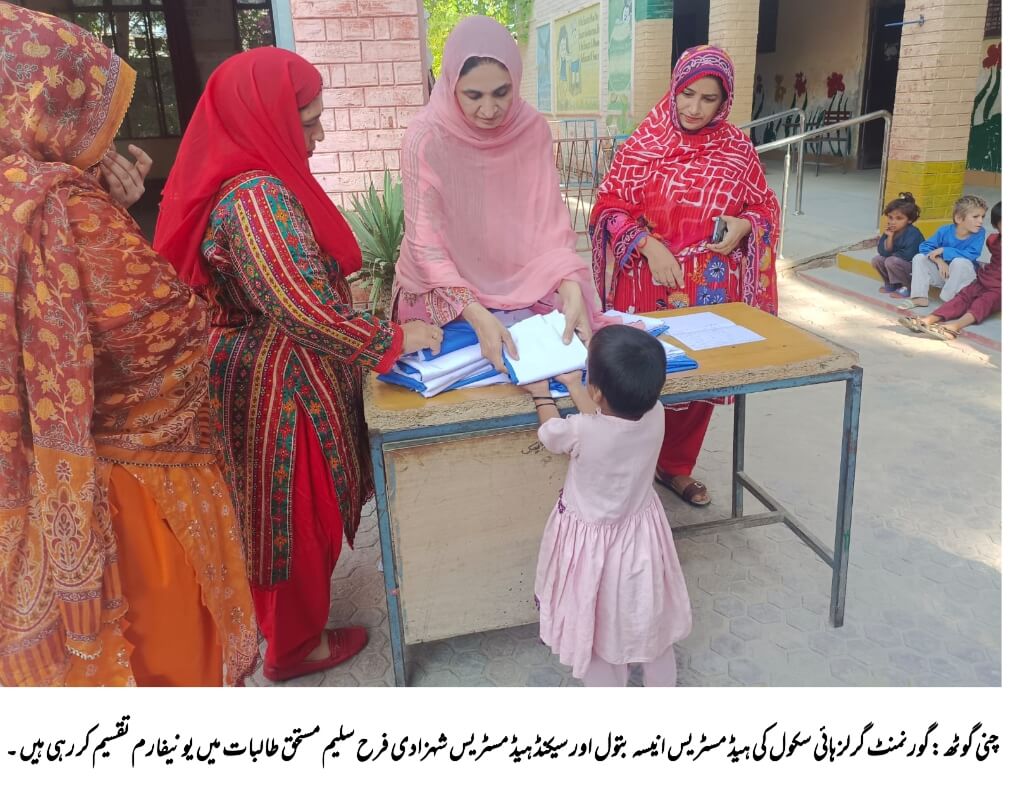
<box><xmin>897</xmin><ymin>315</ymin><xmax>925</xmax><ymax>333</ymax></box>
<box><xmin>923</xmin><ymin>324</ymin><xmax>959</xmax><ymax>341</ymax></box>
<box><xmin>654</xmin><ymin>469</ymin><xmax>711</xmax><ymax>507</ymax></box>
<box><xmin>263</xmin><ymin>626</ymin><xmax>368</xmax><ymax>682</ymax></box>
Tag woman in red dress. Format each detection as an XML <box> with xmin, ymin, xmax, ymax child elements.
<box><xmin>590</xmin><ymin>45</ymin><xmax>780</xmax><ymax>507</ymax></box>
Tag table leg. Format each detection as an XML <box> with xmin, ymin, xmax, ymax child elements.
<box><xmin>371</xmin><ymin>437</ymin><xmax>408</xmax><ymax>686</ymax></box>
<box><xmin>732</xmin><ymin>394</ymin><xmax>746</xmax><ymax>518</ymax></box>
<box><xmin>830</xmin><ymin>367</ymin><xmax>863</xmax><ymax>627</ymax></box>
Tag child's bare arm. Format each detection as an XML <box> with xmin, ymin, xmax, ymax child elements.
<box><xmin>556</xmin><ymin>370</ymin><xmax>597</xmax><ymax>415</ymax></box>
<box><xmin>521</xmin><ymin>379</ymin><xmax>560</xmax><ymax>425</ymax></box>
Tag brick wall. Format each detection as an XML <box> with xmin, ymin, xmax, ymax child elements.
<box><xmin>291</xmin><ymin>0</ymin><xmax>428</xmax><ymax>207</ymax></box>
<box><xmin>890</xmin><ymin>0</ymin><xmax>988</xmax><ymax>164</ymax></box>
<box><xmin>633</xmin><ymin>19</ymin><xmax>671</xmax><ymax>122</ymax></box>
<box><xmin>708</xmin><ymin>0</ymin><xmax>759</xmax><ymax>126</ymax></box>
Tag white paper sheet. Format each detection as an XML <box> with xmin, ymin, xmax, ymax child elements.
<box><xmin>671</xmin><ymin>325</ymin><xmax>765</xmax><ymax>351</ymax></box>
<box><xmin>661</xmin><ymin>311</ymin><xmax>736</xmax><ymax>335</ymax></box>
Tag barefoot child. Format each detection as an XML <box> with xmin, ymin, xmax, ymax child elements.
<box><xmin>902</xmin><ymin>195</ymin><xmax>987</xmax><ymax>308</ymax></box>
<box><xmin>872</xmin><ymin>192</ymin><xmax>924</xmax><ymax>296</ymax></box>
<box><xmin>900</xmin><ymin>201</ymin><xmax>1001</xmax><ymax>340</ymax></box>
<box><xmin>523</xmin><ymin>324</ymin><xmax>692</xmax><ymax>686</ymax></box>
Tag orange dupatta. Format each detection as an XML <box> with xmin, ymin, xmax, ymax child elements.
<box><xmin>0</xmin><ymin>5</ymin><xmax>258</xmax><ymax>685</ymax></box>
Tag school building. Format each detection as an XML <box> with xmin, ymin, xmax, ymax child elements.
<box><xmin>520</xmin><ymin>0</ymin><xmax>1001</xmax><ymax>234</ymax></box>
<box><xmin>12</xmin><ymin>0</ymin><xmax>1000</xmax><ymax>234</ymax></box>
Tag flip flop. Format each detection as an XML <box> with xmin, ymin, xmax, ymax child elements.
<box><xmin>897</xmin><ymin>315</ymin><xmax>925</xmax><ymax>333</ymax></box>
<box><xmin>654</xmin><ymin>469</ymin><xmax>711</xmax><ymax>507</ymax></box>
<box><xmin>923</xmin><ymin>324</ymin><xmax>959</xmax><ymax>341</ymax></box>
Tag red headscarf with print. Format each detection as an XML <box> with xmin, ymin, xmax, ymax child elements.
<box><xmin>154</xmin><ymin>47</ymin><xmax>362</xmax><ymax>288</ymax></box>
<box><xmin>589</xmin><ymin>45</ymin><xmax>779</xmax><ymax>313</ymax></box>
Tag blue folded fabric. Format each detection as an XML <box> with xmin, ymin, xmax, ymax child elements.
<box><xmin>667</xmin><ymin>356</ymin><xmax>698</xmax><ymax>374</ymax></box>
<box><xmin>503</xmin><ymin>355</ymin><xmax>519</xmax><ymax>385</ymax></box>
<box><xmin>377</xmin><ymin>370</ymin><xmax>426</xmax><ymax>393</ymax></box>
<box><xmin>444</xmin><ymin>367</ymin><xmax>503</xmax><ymax>392</ymax></box>
<box><xmin>418</xmin><ymin>319</ymin><xmax>479</xmax><ymax>361</ymax></box>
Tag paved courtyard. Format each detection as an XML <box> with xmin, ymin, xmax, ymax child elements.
<box><xmin>249</xmin><ymin>270</ymin><xmax>1001</xmax><ymax>688</ymax></box>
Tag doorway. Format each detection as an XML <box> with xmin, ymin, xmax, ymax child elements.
<box><xmin>671</xmin><ymin>0</ymin><xmax>710</xmax><ymax>70</ymax></box>
<box><xmin>858</xmin><ymin>0</ymin><xmax>904</xmax><ymax>169</ymax></box>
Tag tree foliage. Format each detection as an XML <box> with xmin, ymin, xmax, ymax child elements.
<box><xmin>424</xmin><ymin>0</ymin><xmax>532</xmax><ymax>76</ymax></box>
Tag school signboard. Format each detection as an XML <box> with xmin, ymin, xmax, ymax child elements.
<box><xmin>553</xmin><ymin>5</ymin><xmax>601</xmax><ymax>114</ymax></box>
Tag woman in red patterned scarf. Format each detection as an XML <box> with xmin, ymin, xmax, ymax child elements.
<box><xmin>590</xmin><ymin>45</ymin><xmax>780</xmax><ymax>508</ymax></box>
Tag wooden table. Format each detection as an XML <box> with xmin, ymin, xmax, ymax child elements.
<box><xmin>364</xmin><ymin>303</ymin><xmax>863</xmax><ymax>686</ymax></box>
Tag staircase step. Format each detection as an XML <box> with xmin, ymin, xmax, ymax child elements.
<box><xmin>836</xmin><ymin>247</ymin><xmax>879</xmax><ymax>281</ymax></box>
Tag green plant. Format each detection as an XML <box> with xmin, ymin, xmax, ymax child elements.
<box><xmin>341</xmin><ymin>172</ymin><xmax>404</xmax><ymax>314</ymax></box>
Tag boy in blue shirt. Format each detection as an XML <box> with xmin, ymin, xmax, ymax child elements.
<box><xmin>901</xmin><ymin>195</ymin><xmax>987</xmax><ymax>308</ymax></box>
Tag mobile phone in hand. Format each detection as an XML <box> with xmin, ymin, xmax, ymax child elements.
<box><xmin>711</xmin><ymin>216</ymin><xmax>727</xmax><ymax>243</ymax></box>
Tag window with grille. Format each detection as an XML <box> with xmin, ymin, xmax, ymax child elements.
<box><xmin>984</xmin><ymin>0</ymin><xmax>1000</xmax><ymax>38</ymax></box>
<box><xmin>235</xmin><ymin>0</ymin><xmax>276</xmax><ymax>50</ymax></box>
<box><xmin>61</xmin><ymin>1</ymin><xmax>179</xmax><ymax>139</ymax></box>
<box><xmin>14</xmin><ymin>2</ymin><xmax>278</xmax><ymax>138</ymax></box>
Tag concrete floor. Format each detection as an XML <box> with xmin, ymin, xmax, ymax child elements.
<box><xmin>249</xmin><ymin>268</ymin><xmax>1002</xmax><ymax>688</ymax></box>
<box><xmin>762</xmin><ymin>157</ymin><xmax>1003</xmax><ymax>267</ymax></box>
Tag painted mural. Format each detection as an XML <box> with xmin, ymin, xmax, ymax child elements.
<box><xmin>607</xmin><ymin>0</ymin><xmax>634</xmax><ymax>133</ymax></box>
<box><xmin>751</xmin><ymin>68</ymin><xmax>855</xmax><ymax>158</ymax></box>
<box><xmin>967</xmin><ymin>40</ymin><xmax>1001</xmax><ymax>173</ymax></box>
<box><xmin>553</xmin><ymin>5</ymin><xmax>601</xmax><ymax>114</ymax></box>
<box><xmin>536</xmin><ymin>23</ymin><xmax>552</xmax><ymax>112</ymax></box>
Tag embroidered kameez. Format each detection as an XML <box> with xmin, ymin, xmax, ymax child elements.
<box><xmin>0</xmin><ymin>5</ymin><xmax>258</xmax><ymax>686</ymax></box>
<box><xmin>201</xmin><ymin>172</ymin><xmax>401</xmax><ymax>666</ymax></box>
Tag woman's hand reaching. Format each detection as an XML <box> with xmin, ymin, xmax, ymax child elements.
<box><xmin>400</xmin><ymin>321</ymin><xmax>443</xmax><ymax>356</ymax></box>
<box><xmin>557</xmin><ymin>279</ymin><xmax>592</xmax><ymax>344</ymax></box>
<box><xmin>462</xmin><ymin>302</ymin><xmax>518</xmax><ymax>374</ymax></box>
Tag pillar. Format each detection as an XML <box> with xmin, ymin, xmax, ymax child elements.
<box><xmin>885</xmin><ymin>0</ymin><xmax>989</xmax><ymax>234</ymax></box>
<box><xmin>633</xmin><ymin>3</ymin><xmax>674</xmax><ymax>123</ymax></box>
<box><xmin>708</xmin><ymin>0</ymin><xmax>760</xmax><ymax>126</ymax></box>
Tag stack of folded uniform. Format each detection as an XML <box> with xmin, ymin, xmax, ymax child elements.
<box><xmin>378</xmin><ymin>309</ymin><xmax>696</xmax><ymax>398</ymax></box>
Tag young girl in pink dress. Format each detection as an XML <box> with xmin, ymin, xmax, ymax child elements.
<box><xmin>523</xmin><ymin>325</ymin><xmax>693</xmax><ymax>686</ymax></box>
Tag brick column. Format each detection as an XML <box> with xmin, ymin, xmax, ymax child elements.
<box><xmin>633</xmin><ymin>15</ymin><xmax>673</xmax><ymax>123</ymax></box>
<box><xmin>291</xmin><ymin>0</ymin><xmax>427</xmax><ymax>207</ymax></box>
<box><xmin>885</xmin><ymin>0</ymin><xmax>989</xmax><ymax>233</ymax></box>
<box><xmin>707</xmin><ymin>0</ymin><xmax>759</xmax><ymax>126</ymax></box>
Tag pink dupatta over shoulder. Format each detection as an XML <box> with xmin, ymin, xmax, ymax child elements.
<box><xmin>393</xmin><ymin>16</ymin><xmax>602</xmax><ymax>323</ymax></box>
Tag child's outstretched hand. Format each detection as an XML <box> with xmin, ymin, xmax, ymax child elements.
<box><xmin>522</xmin><ymin>379</ymin><xmax>551</xmax><ymax>397</ymax></box>
<box><xmin>556</xmin><ymin>370</ymin><xmax>584</xmax><ymax>388</ymax></box>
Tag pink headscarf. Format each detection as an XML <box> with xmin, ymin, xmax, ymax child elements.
<box><xmin>394</xmin><ymin>16</ymin><xmax>600</xmax><ymax>318</ymax></box>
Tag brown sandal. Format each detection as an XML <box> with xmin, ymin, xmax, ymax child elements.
<box><xmin>897</xmin><ymin>315</ymin><xmax>925</xmax><ymax>333</ymax></box>
<box><xmin>924</xmin><ymin>323</ymin><xmax>959</xmax><ymax>341</ymax></box>
<box><xmin>654</xmin><ymin>469</ymin><xmax>711</xmax><ymax>507</ymax></box>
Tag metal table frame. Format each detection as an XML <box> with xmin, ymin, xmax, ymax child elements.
<box><xmin>371</xmin><ymin>364</ymin><xmax>863</xmax><ymax>686</ymax></box>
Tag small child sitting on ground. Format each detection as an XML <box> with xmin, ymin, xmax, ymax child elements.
<box><xmin>872</xmin><ymin>192</ymin><xmax>924</xmax><ymax>296</ymax></box>
<box><xmin>900</xmin><ymin>201</ymin><xmax>1001</xmax><ymax>340</ymax></box>
<box><xmin>900</xmin><ymin>195</ymin><xmax>987</xmax><ymax>308</ymax></box>
<box><xmin>523</xmin><ymin>325</ymin><xmax>692</xmax><ymax>686</ymax></box>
